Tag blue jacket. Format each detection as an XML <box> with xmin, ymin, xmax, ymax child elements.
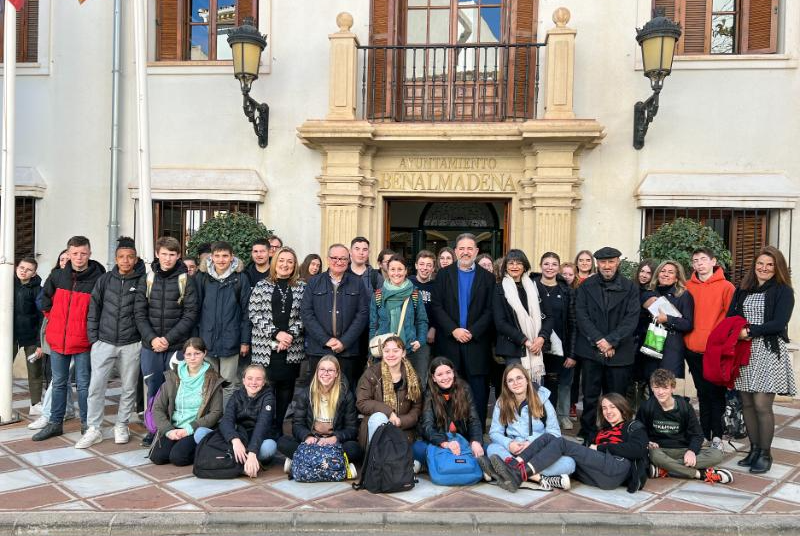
<box><xmin>301</xmin><ymin>270</ymin><xmax>370</xmax><ymax>358</ymax></box>
<box><xmin>488</xmin><ymin>386</ymin><xmax>561</xmax><ymax>451</ymax></box>
<box><xmin>194</xmin><ymin>260</ymin><xmax>252</xmax><ymax>358</ymax></box>
<box><xmin>369</xmin><ymin>285</ymin><xmax>428</xmax><ymax>351</ymax></box>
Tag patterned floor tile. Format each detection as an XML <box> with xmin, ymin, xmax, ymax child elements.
<box><xmin>668</xmin><ymin>482</ymin><xmax>757</xmax><ymax>513</ymax></box>
<box><xmin>726</xmin><ymin>472</ymin><xmax>775</xmax><ymax>495</ymax></box>
<box><xmin>770</xmin><ymin>437</ymin><xmax>800</xmax><ymax>453</ymax></box>
<box><xmin>775</xmin><ymin>427</ymin><xmax>800</xmax><ymax>441</ymax></box>
<box><xmin>536</xmin><ymin>492</ymin><xmax>623</xmax><ymax>512</ymax></box>
<box><xmin>641</xmin><ymin>476</ymin><xmax>683</xmax><ymax>494</ymax></box>
<box><xmin>753</xmin><ymin>498</ymin><xmax>800</xmax><ymax>513</ymax></box>
<box><xmin>471</xmin><ymin>482</ymin><xmax>552</xmax><ymax>507</ymax></box>
<box><xmin>107</xmin><ymin>449</ymin><xmax>152</xmax><ymax>468</ymax></box>
<box><xmin>0</xmin><ymin>456</ymin><xmax>22</xmax><ymax>473</ymax></box>
<box><xmin>136</xmin><ymin>463</ymin><xmax>194</xmax><ymax>482</ymax></box>
<box><xmin>0</xmin><ymin>469</ymin><xmax>48</xmax><ymax>493</ymax></box>
<box><xmin>44</xmin><ymin>458</ymin><xmax>118</xmax><ymax>480</ymax></box>
<box><xmin>91</xmin><ymin>485</ymin><xmax>184</xmax><ymax>510</ymax></box>
<box><xmin>62</xmin><ymin>469</ymin><xmax>151</xmax><ymax>498</ymax></box>
<box><xmin>0</xmin><ymin>485</ymin><xmax>72</xmax><ymax>510</ymax></box>
<box><xmin>770</xmin><ymin>482</ymin><xmax>800</xmax><ymax>504</ymax></box>
<box><xmin>0</xmin><ymin>428</ymin><xmax>53</xmax><ymax>446</ymax></box>
<box><xmin>89</xmin><ymin>438</ymin><xmax>144</xmax><ymax>456</ymax></box>
<box><xmin>205</xmin><ymin>486</ymin><xmax>299</xmax><ymax>509</ymax></box>
<box><xmin>386</xmin><ymin>478</ymin><xmax>453</xmax><ymax>505</ymax></box>
<box><xmin>642</xmin><ymin>497</ymin><xmax>723</xmax><ymax>513</ymax></box>
<box><xmin>570</xmin><ymin>483</ymin><xmax>653</xmax><ymax>509</ymax></box>
<box><xmin>787</xmin><ymin>418</ymin><xmax>800</xmax><ymax>429</ymax></box>
<box><xmin>52</xmin><ymin>500</ymin><xmax>95</xmax><ymax>510</ymax></box>
<box><xmin>19</xmin><ymin>446</ymin><xmax>94</xmax><ymax>466</ymax></box>
<box><xmin>169</xmin><ymin>503</ymin><xmax>201</xmax><ymax>511</ymax></box>
<box><xmin>416</xmin><ymin>489</ymin><xmax>514</xmax><ymax>511</ymax></box>
<box><xmin>772</xmin><ymin>405</ymin><xmax>800</xmax><ymax>417</ymax></box>
<box><xmin>167</xmin><ymin>476</ymin><xmax>251</xmax><ymax>499</ymax></box>
<box><xmin>268</xmin><ymin>479</ymin><xmax>351</xmax><ymax>502</ymax></box>
<box><xmin>720</xmin><ymin>458</ymin><xmax>794</xmax><ymax>480</ymax></box>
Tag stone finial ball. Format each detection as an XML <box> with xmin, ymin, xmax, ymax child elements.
<box><xmin>552</xmin><ymin>7</ymin><xmax>571</xmax><ymax>27</ymax></box>
<box><xmin>336</xmin><ymin>12</ymin><xmax>354</xmax><ymax>32</ymax></box>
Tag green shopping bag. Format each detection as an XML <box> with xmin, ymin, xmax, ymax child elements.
<box><xmin>640</xmin><ymin>322</ymin><xmax>666</xmax><ymax>359</ymax></box>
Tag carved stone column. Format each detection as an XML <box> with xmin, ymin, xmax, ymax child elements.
<box><xmin>327</xmin><ymin>13</ymin><xmax>359</xmax><ymax>121</ymax></box>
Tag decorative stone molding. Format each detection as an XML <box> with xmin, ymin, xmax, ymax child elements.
<box><xmin>0</xmin><ymin>167</ymin><xmax>47</xmax><ymax>198</ymax></box>
<box><xmin>544</xmin><ymin>7</ymin><xmax>576</xmax><ymax>120</ymax></box>
<box><xmin>128</xmin><ymin>168</ymin><xmax>268</xmax><ymax>202</ymax></box>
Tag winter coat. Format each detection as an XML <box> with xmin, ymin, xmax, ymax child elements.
<box><xmin>194</xmin><ymin>259</ymin><xmax>252</xmax><ymax>358</ymax></box>
<box><xmin>244</xmin><ymin>263</ymin><xmax>270</xmax><ymax>288</ymax></box>
<box><xmin>704</xmin><ymin>316</ymin><xmax>751</xmax><ymax>388</ymax></box>
<box><xmin>684</xmin><ymin>267</ymin><xmax>735</xmax><ymax>354</ymax></box>
<box><xmin>418</xmin><ymin>380</ymin><xmax>483</xmax><ymax>446</ymax></box>
<box><xmin>640</xmin><ymin>284</ymin><xmax>694</xmax><ymax>377</ymax></box>
<box><xmin>356</xmin><ymin>362</ymin><xmax>423</xmax><ymax>446</ymax></box>
<box><xmin>87</xmin><ymin>260</ymin><xmax>146</xmax><ymax>346</ymax></box>
<box><xmin>152</xmin><ymin>364</ymin><xmax>224</xmax><ymax>435</ymax></box>
<box><xmin>249</xmin><ymin>279</ymin><xmax>306</xmax><ymax>366</ymax></box>
<box><xmin>492</xmin><ymin>279</ymin><xmax>554</xmax><ymax>358</ymax></box>
<box><xmin>41</xmin><ymin>260</ymin><xmax>106</xmax><ymax>355</ymax></box>
<box><xmin>574</xmin><ymin>271</ymin><xmax>640</xmax><ymax>366</ymax></box>
<box><xmin>14</xmin><ymin>274</ymin><xmax>42</xmax><ymax>347</ymax></box>
<box><xmin>430</xmin><ymin>264</ymin><xmax>496</xmax><ymax>376</ymax></box>
<box><xmin>727</xmin><ymin>280</ymin><xmax>794</xmax><ymax>354</ymax></box>
<box><xmin>291</xmin><ymin>380</ymin><xmax>359</xmax><ymax>444</ymax></box>
<box><xmin>220</xmin><ymin>385</ymin><xmax>277</xmax><ymax>453</ymax></box>
<box><xmin>369</xmin><ymin>284</ymin><xmax>428</xmax><ymax>351</ymax></box>
<box><xmin>532</xmin><ymin>274</ymin><xmax>578</xmax><ymax>358</ymax></box>
<box><xmin>488</xmin><ymin>385</ymin><xmax>561</xmax><ymax>451</ymax></box>
<box><xmin>134</xmin><ymin>259</ymin><xmax>199</xmax><ymax>352</ymax></box>
<box><xmin>301</xmin><ymin>271</ymin><xmax>370</xmax><ymax>358</ymax></box>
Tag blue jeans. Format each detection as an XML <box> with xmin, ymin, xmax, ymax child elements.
<box><xmin>194</xmin><ymin>427</ymin><xmax>278</xmax><ymax>462</ymax></box>
<box><xmin>367</xmin><ymin>412</ymin><xmax>389</xmax><ymax>443</ymax></box>
<box><xmin>49</xmin><ymin>351</ymin><xmax>90</xmax><ymax>424</ymax></box>
<box><xmin>486</xmin><ymin>442</ymin><xmax>576</xmax><ymax>476</ymax></box>
<box><xmin>141</xmin><ymin>349</ymin><xmax>183</xmax><ymax>399</ymax></box>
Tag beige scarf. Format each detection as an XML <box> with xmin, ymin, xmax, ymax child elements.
<box><xmin>381</xmin><ymin>358</ymin><xmax>421</xmax><ymax>412</ymax></box>
<box><xmin>501</xmin><ymin>274</ymin><xmax>545</xmax><ymax>383</ymax></box>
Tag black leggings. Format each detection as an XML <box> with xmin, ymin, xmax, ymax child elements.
<box><xmin>740</xmin><ymin>391</ymin><xmax>776</xmax><ymax>451</ymax></box>
<box><xmin>271</xmin><ymin>377</ymin><xmax>298</xmax><ymax>434</ymax></box>
<box><xmin>149</xmin><ymin>434</ymin><xmax>196</xmax><ymax>466</ymax></box>
<box><xmin>277</xmin><ymin>435</ymin><xmax>364</xmax><ymax>464</ymax></box>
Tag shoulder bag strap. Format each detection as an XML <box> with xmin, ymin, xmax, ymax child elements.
<box><xmin>396</xmin><ymin>297</ymin><xmax>410</xmax><ymax>336</ymax></box>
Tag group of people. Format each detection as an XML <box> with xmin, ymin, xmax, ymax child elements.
<box><xmin>11</xmin><ymin>229</ymin><xmax>794</xmax><ymax>493</ymax></box>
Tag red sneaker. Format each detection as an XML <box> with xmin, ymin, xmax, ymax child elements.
<box><xmin>569</xmin><ymin>404</ymin><xmax>577</xmax><ymax>419</ymax></box>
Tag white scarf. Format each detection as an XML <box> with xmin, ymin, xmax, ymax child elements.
<box><xmin>501</xmin><ymin>274</ymin><xmax>545</xmax><ymax>383</ymax></box>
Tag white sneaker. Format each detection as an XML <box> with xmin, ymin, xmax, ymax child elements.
<box><xmin>559</xmin><ymin>416</ymin><xmax>574</xmax><ymax>430</ymax></box>
<box><xmin>711</xmin><ymin>437</ymin><xmax>724</xmax><ymax>452</ymax></box>
<box><xmin>283</xmin><ymin>458</ymin><xmax>292</xmax><ymax>474</ymax></box>
<box><xmin>413</xmin><ymin>459</ymin><xmax>422</xmax><ymax>474</ymax></box>
<box><xmin>347</xmin><ymin>462</ymin><xmax>357</xmax><ymax>480</ymax></box>
<box><xmin>75</xmin><ymin>426</ymin><xmax>103</xmax><ymax>449</ymax></box>
<box><xmin>28</xmin><ymin>415</ymin><xmax>49</xmax><ymax>430</ymax></box>
<box><xmin>29</xmin><ymin>403</ymin><xmax>43</xmax><ymax>416</ymax></box>
<box><xmin>114</xmin><ymin>424</ymin><xmax>130</xmax><ymax>445</ymax></box>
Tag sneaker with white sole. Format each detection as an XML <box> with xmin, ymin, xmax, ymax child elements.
<box><xmin>27</xmin><ymin>415</ymin><xmax>49</xmax><ymax>430</ymax></box>
<box><xmin>347</xmin><ymin>462</ymin><xmax>357</xmax><ymax>480</ymax></box>
<box><xmin>413</xmin><ymin>459</ymin><xmax>422</xmax><ymax>475</ymax></box>
<box><xmin>519</xmin><ymin>479</ymin><xmax>553</xmax><ymax>491</ymax></box>
<box><xmin>704</xmin><ymin>467</ymin><xmax>733</xmax><ymax>484</ymax></box>
<box><xmin>114</xmin><ymin>424</ymin><xmax>130</xmax><ymax>444</ymax></box>
<box><xmin>28</xmin><ymin>403</ymin><xmax>43</xmax><ymax>416</ymax></box>
<box><xmin>75</xmin><ymin>426</ymin><xmax>103</xmax><ymax>449</ymax></box>
<box><xmin>540</xmin><ymin>474</ymin><xmax>571</xmax><ymax>490</ymax></box>
<box><xmin>283</xmin><ymin>458</ymin><xmax>292</xmax><ymax>474</ymax></box>
<box><xmin>711</xmin><ymin>437</ymin><xmax>724</xmax><ymax>452</ymax></box>
<box><xmin>558</xmin><ymin>416</ymin><xmax>573</xmax><ymax>430</ymax></box>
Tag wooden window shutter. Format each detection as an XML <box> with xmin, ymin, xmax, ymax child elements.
<box><xmin>680</xmin><ymin>0</ymin><xmax>710</xmax><ymax>54</ymax></box>
<box><xmin>730</xmin><ymin>212</ymin><xmax>767</xmax><ymax>285</ymax></box>
<box><xmin>0</xmin><ymin>0</ymin><xmax>38</xmax><ymax>63</ymax></box>
<box><xmin>14</xmin><ymin>198</ymin><xmax>36</xmax><ymax>261</ymax></box>
<box><xmin>653</xmin><ymin>0</ymin><xmax>677</xmax><ymax>20</ymax></box>
<box><xmin>368</xmin><ymin>0</ymin><xmax>392</xmax><ymax>119</ymax></box>
<box><xmin>510</xmin><ymin>0</ymin><xmax>537</xmax><ymax>117</ymax></box>
<box><xmin>156</xmin><ymin>0</ymin><xmax>183</xmax><ymax>61</ymax></box>
<box><xmin>237</xmin><ymin>0</ymin><xmax>258</xmax><ymax>24</ymax></box>
<box><xmin>741</xmin><ymin>0</ymin><xmax>778</xmax><ymax>54</ymax></box>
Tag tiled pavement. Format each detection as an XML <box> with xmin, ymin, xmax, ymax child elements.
<box><xmin>3</xmin><ymin>380</ymin><xmax>800</xmax><ymax>519</ymax></box>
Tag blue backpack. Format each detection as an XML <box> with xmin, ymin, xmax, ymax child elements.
<box><xmin>425</xmin><ymin>433</ymin><xmax>482</xmax><ymax>486</ymax></box>
<box><xmin>291</xmin><ymin>443</ymin><xmax>347</xmax><ymax>483</ymax></box>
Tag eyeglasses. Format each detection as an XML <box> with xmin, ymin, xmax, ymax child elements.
<box><xmin>505</xmin><ymin>376</ymin><xmax>526</xmax><ymax>384</ymax></box>
<box><xmin>318</xmin><ymin>368</ymin><xmax>337</xmax><ymax>374</ymax></box>
<box><xmin>328</xmin><ymin>256</ymin><xmax>349</xmax><ymax>263</ymax></box>
<box><xmin>269</xmin><ymin>244</ymin><xmax>281</xmax><ymax>250</ymax></box>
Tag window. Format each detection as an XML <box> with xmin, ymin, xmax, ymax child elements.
<box><xmin>643</xmin><ymin>208</ymin><xmax>774</xmax><ymax>285</ymax></box>
<box><xmin>156</xmin><ymin>0</ymin><xmax>258</xmax><ymax>61</ymax></box>
<box><xmin>0</xmin><ymin>197</ymin><xmax>37</xmax><ymax>261</ymax></box>
<box><xmin>153</xmin><ymin>200</ymin><xmax>257</xmax><ymax>254</ymax></box>
<box><xmin>0</xmin><ymin>0</ymin><xmax>39</xmax><ymax>63</ymax></box>
<box><xmin>653</xmin><ymin>0</ymin><xmax>778</xmax><ymax>54</ymax></box>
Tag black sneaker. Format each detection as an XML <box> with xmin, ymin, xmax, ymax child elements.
<box><xmin>32</xmin><ymin>423</ymin><xmax>63</xmax><ymax>441</ymax></box>
<box><xmin>477</xmin><ymin>456</ymin><xmax>503</xmax><ymax>482</ymax></box>
<box><xmin>539</xmin><ymin>474</ymin><xmax>571</xmax><ymax>490</ymax></box>
<box><xmin>140</xmin><ymin>432</ymin><xmax>155</xmax><ymax>447</ymax></box>
<box><xmin>489</xmin><ymin>454</ymin><xmax>523</xmax><ymax>493</ymax></box>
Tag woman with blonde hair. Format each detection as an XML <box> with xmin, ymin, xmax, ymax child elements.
<box><xmin>640</xmin><ymin>260</ymin><xmax>694</xmax><ymax>379</ymax></box>
<box><xmin>574</xmin><ymin>250</ymin><xmax>596</xmax><ymax>285</ymax></box>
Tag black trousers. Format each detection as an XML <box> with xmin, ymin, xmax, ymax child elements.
<box><xmin>149</xmin><ymin>434</ymin><xmax>196</xmax><ymax>466</ymax></box>
<box><xmin>579</xmin><ymin>359</ymin><xmax>633</xmax><ymax>439</ymax></box>
<box><xmin>272</xmin><ymin>377</ymin><xmax>298</xmax><ymax>434</ymax></box>
<box><xmin>685</xmin><ymin>350</ymin><xmax>726</xmax><ymax>439</ymax></box>
<box><xmin>276</xmin><ymin>435</ymin><xmax>364</xmax><ymax>464</ymax></box>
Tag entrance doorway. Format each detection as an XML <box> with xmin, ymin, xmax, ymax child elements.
<box><xmin>386</xmin><ymin>199</ymin><xmax>508</xmax><ymax>269</ymax></box>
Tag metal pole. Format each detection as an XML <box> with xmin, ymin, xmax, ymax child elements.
<box><xmin>133</xmin><ymin>0</ymin><xmax>154</xmax><ymax>263</ymax></box>
<box><xmin>1</xmin><ymin>0</ymin><xmax>19</xmax><ymax>424</ymax></box>
<box><xmin>106</xmin><ymin>0</ymin><xmax>122</xmax><ymax>269</ymax></box>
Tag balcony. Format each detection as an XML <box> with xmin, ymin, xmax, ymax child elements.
<box><xmin>358</xmin><ymin>42</ymin><xmax>545</xmax><ymax>123</ymax></box>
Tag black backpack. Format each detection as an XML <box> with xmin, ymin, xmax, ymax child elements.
<box><xmin>192</xmin><ymin>430</ymin><xmax>244</xmax><ymax>479</ymax></box>
<box><xmin>723</xmin><ymin>390</ymin><xmax>748</xmax><ymax>440</ymax></box>
<box><xmin>352</xmin><ymin>423</ymin><xmax>415</xmax><ymax>494</ymax></box>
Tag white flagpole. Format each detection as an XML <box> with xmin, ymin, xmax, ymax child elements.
<box><xmin>133</xmin><ymin>0</ymin><xmax>153</xmax><ymax>264</ymax></box>
<box><xmin>0</xmin><ymin>0</ymin><xmax>19</xmax><ymax>424</ymax></box>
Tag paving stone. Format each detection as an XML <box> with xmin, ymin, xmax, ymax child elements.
<box><xmin>167</xmin><ymin>476</ymin><xmax>251</xmax><ymax>499</ymax></box>
<box><xmin>20</xmin><ymin>446</ymin><xmax>93</xmax><ymax>466</ymax></box>
<box><xmin>570</xmin><ymin>482</ymin><xmax>653</xmax><ymax>509</ymax></box>
<box><xmin>668</xmin><ymin>482</ymin><xmax>757</xmax><ymax>513</ymax></box>
<box><xmin>91</xmin><ymin>486</ymin><xmax>184</xmax><ymax>510</ymax></box>
<box><xmin>0</xmin><ymin>469</ymin><xmax>47</xmax><ymax>493</ymax></box>
<box><xmin>0</xmin><ymin>456</ymin><xmax>22</xmax><ymax>473</ymax></box>
<box><xmin>204</xmin><ymin>486</ymin><xmax>298</xmax><ymax>509</ymax></box>
<box><xmin>0</xmin><ymin>485</ymin><xmax>72</xmax><ymax>510</ymax></box>
<box><xmin>62</xmin><ymin>469</ymin><xmax>151</xmax><ymax>498</ymax></box>
<box><xmin>642</xmin><ymin>497</ymin><xmax>722</xmax><ymax>513</ymax></box>
<box><xmin>268</xmin><ymin>479</ymin><xmax>351</xmax><ymax>501</ymax></box>
<box><xmin>44</xmin><ymin>458</ymin><xmax>118</xmax><ymax>480</ymax></box>
<box><xmin>770</xmin><ymin>482</ymin><xmax>800</xmax><ymax>505</ymax></box>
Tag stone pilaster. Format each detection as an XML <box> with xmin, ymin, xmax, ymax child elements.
<box><xmin>327</xmin><ymin>13</ymin><xmax>359</xmax><ymax>121</ymax></box>
<box><xmin>544</xmin><ymin>8</ymin><xmax>576</xmax><ymax>120</ymax></box>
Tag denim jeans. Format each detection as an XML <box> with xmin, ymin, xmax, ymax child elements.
<box><xmin>194</xmin><ymin>427</ymin><xmax>277</xmax><ymax>462</ymax></box>
<box><xmin>367</xmin><ymin>412</ymin><xmax>389</xmax><ymax>443</ymax></box>
<box><xmin>140</xmin><ymin>349</ymin><xmax>183</xmax><ymax>400</ymax></box>
<box><xmin>49</xmin><ymin>351</ymin><xmax>90</xmax><ymax>424</ymax></box>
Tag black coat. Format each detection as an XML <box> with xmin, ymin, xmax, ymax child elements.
<box><xmin>728</xmin><ymin>280</ymin><xmax>794</xmax><ymax>354</ymax></box>
<box><xmin>430</xmin><ymin>264</ymin><xmax>495</xmax><ymax>376</ymax></box>
<box><xmin>574</xmin><ymin>271</ymin><xmax>640</xmax><ymax>366</ymax></box>
<box><xmin>219</xmin><ymin>385</ymin><xmax>277</xmax><ymax>453</ymax></box>
<box><xmin>531</xmin><ymin>274</ymin><xmax>578</xmax><ymax>358</ymax></box>
<box><xmin>87</xmin><ymin>260</ymin><xmax>146</xmax><ymax>346</ymax></box>
<box><xmin>418</xmin><ymin>381</ymin><xmax>483</xmax><ymax>446</ymax></box>
<box><xmin>594</xmin><ymin>420</ymin><xmax>650</xmax><ymax>493</ymax></box>
<box><xmin>291</xmin><ymin>381</ymin><xmax>359</xmax><ymax>444</ymax></box>
<box><xmin>134</xmin><ymin>259</ymin><xmax>199</xmax><ymax>352</ymax></box>
<box><xmin>639</xmin><ymin>285</ymin><xmax>694</xmax><ymax>377</ymax></box>
<box><xmin>194</xmin><ymin>269</ymin><xmax>252</xmax><ymax>358</ymax></box>
<box><xmin>14</xmin><ymin>274</ymin><xmax>42</xmax><ymax>346</ymax></box>
<box><xmin>492</xmin><ymin>277</ymin><xmax>555</xmax><ymax>358</ymax></box>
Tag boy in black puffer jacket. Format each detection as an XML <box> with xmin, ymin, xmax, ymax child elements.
<box><xmin>14</xmin><ymin>257</ymin><xmax>44</xmax><ymax>412</ymax></box>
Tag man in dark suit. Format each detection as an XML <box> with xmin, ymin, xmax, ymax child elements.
<box><xmin>430</xmin><ymin>233</ymin><xmax>495</xmax><ymax>431</ymax></box>
<box><xmin>574</xmin><ymin>246</ymin><xmax>640</xmax><ymax>442</ymax></box>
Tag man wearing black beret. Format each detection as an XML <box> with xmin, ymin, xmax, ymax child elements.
<box><xmin>574</xmin><ymin>246</ymin><xmax>640</xmax><ymax>443</ymax></box>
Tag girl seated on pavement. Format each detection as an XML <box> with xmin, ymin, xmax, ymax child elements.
<box><xmin>415</xmin><ymin>357</ymin><xmax>486</xmax><ymax>476</ymax></box>
<box><xmin>149</xmin><ymin>337</ymin><xmax>224</xmax><ymax>466</ymax></box>
<box><xmin>490</xmin><ymin>393</ymin><xmax>649</xmax><ymax>493</ymax></box>
<box><xmin>277</xmin><ymin>355</ymin><xmax>362</xmax><ymax>476</ymax></box>
<box><xmin>482</xmin><ymin>364</ymin><xmax>575</xmax><ymax>480</ymax></box>
<box><xmin>356</xmin><ymin>336</ymin><xmax>423</xmax><ymax>448</ymax></box>
<box><xmin>194</xmin><ymin>364</ymin><xmax>278</xmax><ymax>478</ymax></box>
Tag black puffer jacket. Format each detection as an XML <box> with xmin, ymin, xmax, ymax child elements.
<box><xmin>291</xmin><ymin>380</ymin><xmax>359</xmax><ymax>444</ymax></box>
<box><xmin>418</xmin><ymin>381</ymin><xmax>483</xmax><ymax>446</ymax></box>
<box><xmin>88</xmin><ymin>260</ymin><xmax>146</xmax><ymax>345</ymax></box>
<box><xmin>134</xmin><ymin>259</ymin><xmax>199</xmax><ymax>351</ymax></box>
<box><xmin>220</xmin><ymin>385</ymin><xmax>277</xmax><ymax>453</ymax></box>
<box><xmin>14</xmin><ymin>274</ymin><xmax>42</xmax><ymax>346</ymax></box>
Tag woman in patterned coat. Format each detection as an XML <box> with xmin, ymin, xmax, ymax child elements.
<box><xmin>249</xmin><ymin>247</ymin><xmax>306</xmax><ymax>432</ymax></box>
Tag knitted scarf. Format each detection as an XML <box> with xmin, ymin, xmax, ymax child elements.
<box><xmin>501</xmin><ymin>274</ymin><xmax>545</xmax><ymax>383</ymax></box>
<box><xmin>381</xmin><ymin>357</ymin><xmax>421</xmax><ymax>412</ymax></box>
<box><xmin>380</xmin><ymin>279</ymin><xmax>414</xmax><ymax>333</ymax></box>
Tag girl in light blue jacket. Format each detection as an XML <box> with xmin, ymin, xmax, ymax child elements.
<box><xmin>486</xmin><ymin>364</ymin><xmax>575</xmax><ymax>476</ymax></box>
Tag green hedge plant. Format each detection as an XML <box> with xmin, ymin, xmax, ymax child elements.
<box><xmin>187</xmin><ymin>212</ymin><xmax>273</xmax><ymax>261</ymax></box>
<box><xmin>639</xmin><ymin>217</ymin><xmax>731</xmax><ymax>276</ymax></box>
